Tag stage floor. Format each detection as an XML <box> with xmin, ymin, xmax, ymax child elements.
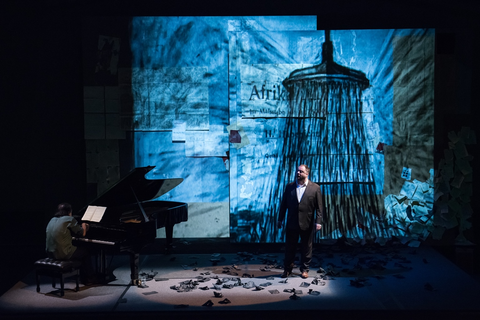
<box><xmin>1</xmin><ymin>240</ymin><xmax>479</xmax><ymax>320</ymax></box>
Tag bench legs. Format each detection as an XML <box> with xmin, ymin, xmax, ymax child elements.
<box><xmin>36</xmin><ymin>269</ymin><xmax>80</xmax><ymax>296</ymax></box>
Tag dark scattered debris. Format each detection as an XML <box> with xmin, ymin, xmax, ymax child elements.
<box><xmin>141</xmin><ymin>245</ymin><xmax>428</xmax><ymax>307</ymax></box>
<box><xmin>308</xmin><ymin>289</ymin><xmax>321</xmax><ymax>295</ymax></box>
<box><xmin>218</xmin><ymin>298</ymin><xmax>231</xmax><ymax>304</ymax></box>
<box><xmin>311</xmin><ymin>277</ymin><xmax>326</xmax><ymax>286</ymax></box>
<box><xmin>139</xmin><ymin>270</ymin><xmax>158</xmax><ymax>281</ymax></box>
<box><xmin>202</xmin><ymin>300</ymin><xmax>213</xmax><ymax>307</ymax></box>
<box><xmin>289</xmin><ymin>292</ymin><xmax>301</xmax><ymax>300</ymax></box>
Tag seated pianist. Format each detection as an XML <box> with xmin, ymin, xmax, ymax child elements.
<box><xmin>45</xmin><ymin>202</ymin><xmax>96</xmax><ymax>284</ymax></box>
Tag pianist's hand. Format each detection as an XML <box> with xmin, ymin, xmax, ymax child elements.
<box><xmin>82</xmin><ymin>223</ymin><xmax>89</xmax><ymax>236</ymax></box>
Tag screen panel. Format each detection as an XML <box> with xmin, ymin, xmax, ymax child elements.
<box><xmin>106</xmin><ymin>17</ymin><xmax>434</xmax><ymax>244</ymax></box>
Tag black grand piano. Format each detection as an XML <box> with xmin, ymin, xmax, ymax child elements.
<box><xmin>74</xmin><ymin>166</ymin><xmax>188</xmax><ymax>285</ymax></box>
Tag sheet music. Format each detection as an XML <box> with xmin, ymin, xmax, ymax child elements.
<box><xmin>82</xmin><ymin>205</ymin><xmax>107</xmax><ymax>222</ymax></box>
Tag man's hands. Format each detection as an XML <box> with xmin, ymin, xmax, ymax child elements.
<box><xmin>316</xmin><ymin>223</ymin><xmax>322</xmax><ymax>231</ymax></box>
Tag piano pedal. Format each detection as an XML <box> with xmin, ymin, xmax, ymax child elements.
<box><xmin>134</xmin><ymin>278</ymin><xmax>149</xmax><ymax>288</ymax></box>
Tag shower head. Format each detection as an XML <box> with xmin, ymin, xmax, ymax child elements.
<box><xmin>283</xmin><ymin>30</ymin><xmax>369</xmax><ymax>89</ymax></box>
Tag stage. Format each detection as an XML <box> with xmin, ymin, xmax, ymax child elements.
<box><xmin>0</xmin><ymin>239</ymin><xmax>479</xmax><ymax>320</ymax></box>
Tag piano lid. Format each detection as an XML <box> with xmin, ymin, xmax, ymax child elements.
<box><xmin>88</xmin><ymin>166</ymin><xmax>183</xmax><ymax>207</ymax></box>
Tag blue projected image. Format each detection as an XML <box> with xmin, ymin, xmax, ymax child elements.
<box><xmin>126</xmin><ymin>16</ymin><xmax>434</xmax><ymax>244</ymax></box>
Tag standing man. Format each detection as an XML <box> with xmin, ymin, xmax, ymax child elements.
<box><xmin>277</xmin><ymin>164</ymin><xmax>323</xmax><ymax>279</ymax></box>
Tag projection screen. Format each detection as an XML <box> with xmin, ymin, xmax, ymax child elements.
<box><xmin>84</xmin><ymin>16</ymin><xmax>435</xmax><ymax>244</ymax></box>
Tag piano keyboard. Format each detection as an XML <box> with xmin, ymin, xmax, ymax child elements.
<box><xmin>73</xmin><ymin>237</ymin><xmax>117</xmax><ymax>246</ymax></box>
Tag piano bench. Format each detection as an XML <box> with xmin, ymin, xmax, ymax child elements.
<box><xmin>34</xmin><ymin>258</ymin><xmax>81</xmax><ymax>296</ymax></box>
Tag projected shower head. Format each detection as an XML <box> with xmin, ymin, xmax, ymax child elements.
<box><xmin>283</xmin><ymin>30</ymin><xmax>369</xmax><ymax>89</ymax></box>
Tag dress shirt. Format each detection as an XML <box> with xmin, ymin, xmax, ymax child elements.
<box><xmin>296</xmin><ymin>179</ymin><xmax>308</xmax><ymax>202</ymax></box>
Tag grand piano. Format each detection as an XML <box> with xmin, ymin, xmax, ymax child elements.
<box><xmin>74</xmin><ymin>166</ymin><xmax>188</xmax><ymax>285</ymax></box>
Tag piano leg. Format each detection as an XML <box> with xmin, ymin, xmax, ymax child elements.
<box><xmin>130</xmin><ymin>251</ymin><xmax>139</xmax><ymax>285</ymax></box>
<box><xmin>165</xmin><ymin>223</ymin><xmax>174</xmax><ymax>250</ymax></box>
<box><xmin>94</xmin><ymin>249</ymin><xmax>116</xmax><ymax>283</ymax></box>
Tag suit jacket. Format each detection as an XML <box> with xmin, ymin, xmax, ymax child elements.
<box><xmin>278</xmin><ymin>180</ymin><xmax>323</xmax><ymax>231</ymax></box>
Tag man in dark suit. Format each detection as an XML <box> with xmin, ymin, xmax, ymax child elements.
<box><xmin>277</xmin><ymin>164</ymin><xmax>323</xmax><ymax>279</ymax></box>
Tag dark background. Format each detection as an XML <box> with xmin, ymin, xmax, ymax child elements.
<box><xmin>1</xmin><ymin>0</ymin><xmax>479</xmax><ymax>294</ymax></box>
